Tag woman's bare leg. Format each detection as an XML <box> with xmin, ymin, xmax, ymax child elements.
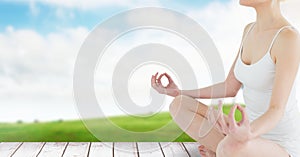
<box><xmin>169</xmin><ymin>95</ymin><xmax>290</xmax><ymax>157</ymax></box>
<box><xmin>217</xmin><ymin>135</ymin><xmax>289</xmax><ymax>157</ymax></box>
<box><xmin>169</xmin><ymin>95</ymin><xmax>225</xmax><ymax>152</ymax></box>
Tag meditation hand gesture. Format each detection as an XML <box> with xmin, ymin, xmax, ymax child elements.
<box><xmin>208</xmin><ymin>101</ymin><xmax>230</xmax><ymax>135</ymax></box>
<box><xmin>151</xmin><ymin>72</ymin><xmax>180</xmax><ymax>97</ymax></box>
<box><xmin>228</xmin><ymin>104</ymin><xmax>252</xmax><ymax>142</ymax></box>
<box><xmin>215</xmin><ymin>103</ymin><xmax>252</xmax><ymax>143</ymax></box>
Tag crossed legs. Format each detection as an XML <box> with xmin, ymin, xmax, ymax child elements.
<box><xmin>169</xmin><ymin>95</ymin><xmax>225</xmax><ymax>154</ymax></box>
<box><xmin>169</xmin><ymin>95</ymin><xmax>290</xmax><ymax>157</ymax></box>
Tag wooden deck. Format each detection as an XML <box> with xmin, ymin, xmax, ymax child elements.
<box><xmin>0</xmin><ymin>142</ymin><xmax>201</xmax><ymax>157</ymax></box>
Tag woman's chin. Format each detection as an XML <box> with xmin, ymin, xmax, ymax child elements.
<box><xmin>239</xmin><ymin>3</ymin><xmax>250</xmax><ymax>7</ymax></box>
<box><xmin>239</xmin><ymin>1</ymin><xmax>254</xmax><ymax>7</ymax></box>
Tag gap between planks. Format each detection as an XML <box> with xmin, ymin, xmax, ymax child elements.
<box><xmin>0</xmin><ymin>142</ymin><xmax>200</xmax><ymax>157</ymax></box>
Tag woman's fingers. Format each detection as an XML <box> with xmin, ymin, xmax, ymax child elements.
<box><xmin>154</xmin><ymin>72</ymin><xmax>158</xmax><ymax>78</ymax></box>
<box><xmin>225</xmin><ymin>104</ymin><xmax>250</xmax><ymax>136</ymax></box>
<box><xmin>207</xmin><ymin>106</ymin><xmax>216</xmax><ymax>124</ymax></box>
<box><xmin>228</xmin><ymin>104</ymin><xmax>238</xmax><ymax>131</ymax></box>
<box><xmin>151</xmin><ymin>73</ymin><xmax>159</xmax><ymax>86</ymax></box>
<box><xmin>151</xmin><ymin>75</ymin><xmax>156</xmax><ymax>87</ymax></box>
<box><xmin>219</xmin><ymin>117</ymin><xmax>229</xmax><ymax>134</ymax></box>
<box><xmin>208</xmin><ymin>100</ymin><xmax>229</xmax><ymax>135</ymax></box>
<box><xmin>151</xmin><ymin>72</ymin><xmax>169</xmax><ymax>94</ymax></box>
<box><xmin>151</xmin><ymin>73</ymin><xmax>161</xmax><ymax>89</ymax></box>
<box><xmin>151</xmin><ymin>81</ymin><xmax>160</xmax><ymax>91</ymax></box>
<box><xmin>216</xmin><ymin>101</ymin><xmax>224</xmax><ymax>126</ymax></box>
<box><xmin>217</xmin><ymin>100</ymin><xmax>229</xmax><ymax>134</ymax></box>
<box><xmin>164</xmin><ymin>73</ymin><xmax>174</xmax><ymax>84</ymax></box>
<box><xmin>217</xmin><ymin>100</ymin><xmax>223</xmax><ymax>116</ymax></box>
<box><xmin>157</xmin><ymin>72</ymin><xmax>176</xmax><ymax>88</ymax></box>
<box><xmin>207</xmin><ymin>106</ymin><xmax>224</xmax><ymax>134</ymax></box>
<box><xmin>220</xmin><ymin>116</ymin><xmax>229</xmax><ymax>134</ymax></box>
<box><xmin>151</xmin><ymin>72</ymin><xmax>178</xmax><ymax>96</ymax></box>
<box><xmin>157</xmin><ymin>73</ymin><xmax>167</xmax><ymax>88</ymax></box>
<box><xmin>237</xmin><ymin>105</ymin><xmax>248</xmax><ymax>126</ymax></box>
<box><xmin>152</xmin><ymin>72</ymin><xmax>175</xmax><ymax>86</ymax></box>
<box><xmin>157</xmin><ymin>73</ymin><xmax>165</xmax><ymax>84</ymax></box>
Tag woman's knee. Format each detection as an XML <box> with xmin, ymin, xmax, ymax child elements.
<box><xmin>169</xmin><ymin>95</ymin><xmax>183</xmax><ymax>117</ymax></box>
<box><xmin>169</xmin><ymin>95</ymin><xmax>194</xmax><ymax>116</ymax></box>
<box><xmin>169</xmin><ymin>95</ymin><xmax>208</xmax><ymax>117</ymax></box>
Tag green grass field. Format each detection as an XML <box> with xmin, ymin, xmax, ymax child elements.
<box><xmin>0</xmin><ymin>105</ymin><xmax>242</xmax><ymax>142</ymax></box>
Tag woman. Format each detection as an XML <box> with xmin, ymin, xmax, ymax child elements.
<box><xmin>151</xmin><ymin>0</ymin><xmax>300</xmax><ymax>156</ymax></box>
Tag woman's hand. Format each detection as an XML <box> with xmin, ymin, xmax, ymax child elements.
<box><xmin>227</xmin><ymin>104</ymin><xmax>253</xmax><ymax>143</ymax></box>
<box><xmin>213</xmin><ymin>102</ymin><xmax>253</xmax><ymax>143</ymax></box>
<box><xmin>151</xmin><ymin>72</ymin><xmax>180</xmax><ymax>97</ymax></box>
<box><xmin>208</xmin><ymin>100</ymin><xmax>230</xmax><ymax>135</ymax></box>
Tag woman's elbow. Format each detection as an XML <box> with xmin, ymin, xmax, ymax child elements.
<box><xmin>224</xmin><ymin>77</ymin><xmax>242</xmax><ymax>98</ymax></box>
<box><xmin>227</xmin><ymin>89</ymin><xmax>238</xmax><ymax>97</ymax></box>
<box><xmin>225</xmin><ymin>82</ymin><xmax>240</xmax><ymax>97</ymax></box>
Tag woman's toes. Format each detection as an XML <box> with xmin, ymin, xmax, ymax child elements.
<box><xmin>198</xmin><ymin>145</ymin><xmax>216</xmax><ymax>157</ymax></box>
<box><xmin>198</xmin><ymin>145</ymin><xmax>208</xmax><ymax>156</ymax></box>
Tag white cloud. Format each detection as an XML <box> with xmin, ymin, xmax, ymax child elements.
<box><xmin>48</xmin><ymin>0</ymin><xmax>162</xmax><ymax>9</ymax></box>
<box><xmin>1</xmin><ymin>0</ymin><xmax>300</xmax><ymax>122</ymax></box>
<box><xmin>55</xmin><ymin>8</ymin><xmax>75</xmax><ymax>20</ymax></box>
<box><xmin>29</xmin><ymin>0</ymin><xmax>40</xmax><ymax>16</ymax></box>
<box><xmin>13</xmin><ymin>0</ymin><xmax>162</xmax><ymax>11</ymax></box>
<box><xmin>187</xmin><ymin>1</ymin><xmax>255</xmax><ymax>71</ymax></box>
<box><xmin>0</xmin><ymin>26</ymin><xmax>89</xmax><ymax>122</ymax></box>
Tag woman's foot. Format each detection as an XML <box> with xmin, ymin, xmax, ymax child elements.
<box><xmin>198</xmin><ymin>145</ymin><xmax>216</xmax><ymax>157</ymax></box>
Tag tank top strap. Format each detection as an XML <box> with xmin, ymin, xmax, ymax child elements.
<box><xmin>239</xmin><ymin>22</ymin><xmax>256</xmax><ymax>56</ymax></box>
<box><xmin>267</xmin><ymin>25</ymin><xmax>295</xmax><ymax>53</ymax></box>
<box><xmin>242</xmin><ymin>22</ymin><xmax>256</xmax><ymax>45</ymax></box>
<box><xmin>245</xmin><ymin>22</ymin><xmax>256</xmax><ymax>39</ymax></box>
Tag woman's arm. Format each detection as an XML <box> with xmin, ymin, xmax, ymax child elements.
<box><xmin>250</xmin><ymin>28</ymin><xmax>300</xmax><ymax>139</ymax></box>
<box><xmin>151</xmin><ymin>60</ymin><xmax>242</xmax><ymax>98</ymax></box>
<box><xmin>154</xmin><ymin>53</ymin><xmax>242</xmax><ymax>98</ymax></box>
<box><xmin>151</xmin><ymin>23</ymin><xmax>253</xmax><ymax>99</ymax></box>
<box><xmin>181</xmin><ymin>58</ymin><xmax>243</xmax><ymax>98</ymax></box>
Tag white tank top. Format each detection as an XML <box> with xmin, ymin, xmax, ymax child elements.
<box><xmin>234</xmin><ymin>22</ymin><xmax>300</xmax><ymax>156</ymax></box>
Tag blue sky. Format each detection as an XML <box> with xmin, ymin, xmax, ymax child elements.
<box><xmin>0</xmin><ymin>0</ymin><xmax>230</xmax><ymax>33</ymax></box>
<box><xmin>0</xmin><ymin>0</ymin><xmax>299</xmax><ymax>122</ymax></box>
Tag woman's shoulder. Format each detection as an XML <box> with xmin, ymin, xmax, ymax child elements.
<box><xmin>274</xmin><ymin>25</ymin><xmax>300</xmax><ymax>61</ymax></box>
<box><xmin>278</xmin><ymin>26</ymin><xmax>299</xmax><ymax>40</ymax></box>
<box><xmin>275</xmin><ymin>20</ymin><xmax>299</xmax><ymax>39</ymax></box>
<box><xmin>275</xmin><ymin>25</ymin><xmax>299</xmax><ymax>48</ymax></box>
<box><xmin>241</xmin><ymin>22</ymin><xmax>255</xmax><ymax>38</ymax></box>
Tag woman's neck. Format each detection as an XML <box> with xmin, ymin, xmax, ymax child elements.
<box><xmin>254</xmin><ymin>1</ymin><xmax>284</xmax><ymax>32</ymax></box>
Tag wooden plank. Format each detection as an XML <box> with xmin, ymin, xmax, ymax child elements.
<box><xmin>62</xmin><ymin>142</ymin><xmax>90</xmax><ymax>157</ymax></box>
<box><xmin>37</xmin><ymin>142</ymin><xmax>68</xmax><ymax>157</ymax></box>
<box><xmin>137</xmin><ymin>142</ymin><xmax>164</xmax><ymax>157</ymax></box>
<box><xmin>182</xmin><ymin>142</ymin><xmax>201</xmax><ymax>157</ymax></box>
<box><xmin>160</xmin><ymin>142</ymin><xmax>189</xmax><ymax>157</ymax></box>
<box><xmin>0</xmin><ymin>142</ymin><xmax>200</xmax><ymax>157</ymax></box>
<box><xmin>114</xmin><ymin>142</ymin><xmax>138</xmax><ymax>157</ymax></box>
<box><xmin>89</xmin><ymin>142</ymin><xmax>113</xmax><ymax>157</ymax></box>
<box><xmin>0</xmin><ymin>142</ymin><xmax>22</xmax><ymax>157</ymax></box>
<box><xmin>12</xmin><ymin>142</ymin><xmax>45</xmax><ymax>157</ymax></box>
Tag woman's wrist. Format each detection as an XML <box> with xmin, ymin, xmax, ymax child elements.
<box><xmin>177</xmin><ymin>90</ymin><xmax>191</xmax><ymax>97</ymax></box>
<box><xmin>174</xmin><ymin>90</ymin><xmax>182</xmax><ymax>97</ymax></box>
<box><xmin>177</xmin><ymin>90</ymin><xmax>200</xmax><ymax>99</ymax></box>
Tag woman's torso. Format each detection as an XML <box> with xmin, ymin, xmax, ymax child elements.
<box><xmin>233</xmin><ymin>22</ymin><xmax>300</xmax><ymax>141</ymax></box>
